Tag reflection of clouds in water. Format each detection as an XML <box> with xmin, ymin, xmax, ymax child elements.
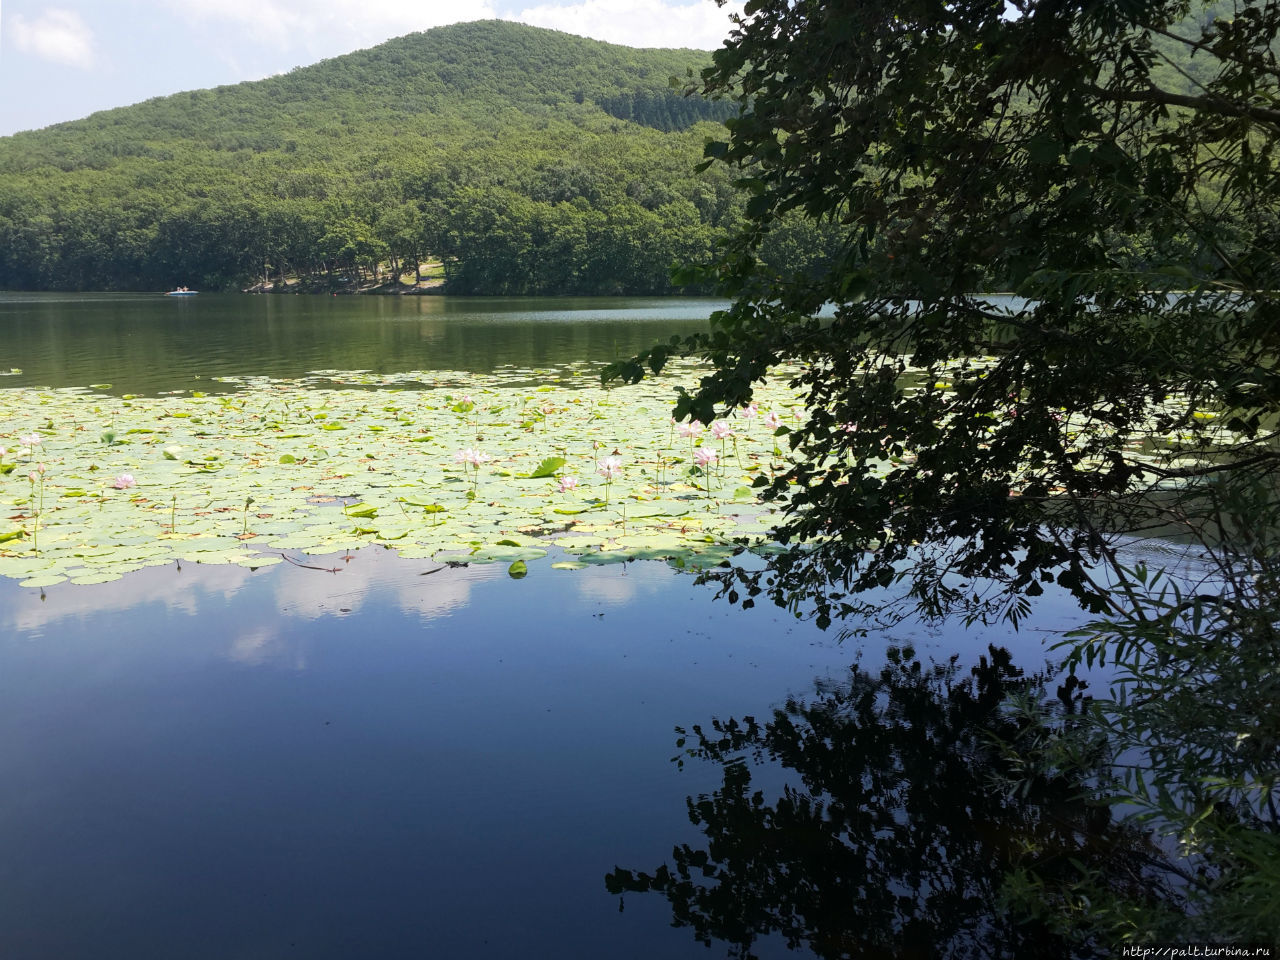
<box><xmin>4</xmin><ymin>561</ymin><xmax>253</xmax><ymax>633</ymax></box>
<box><xmin>229</xmin><ymin>626</ymin><xmax>278</xmax><ymax>666</ymax></box>
<box><xmin>0</xmin><ymin>548</ymin><xmax>506</xmax><ymax>639</ymax></box>
<box><xmin>270</xmin><ymin>549</ymin><xmax>502</xmax><ymax>623</ymax></box>
<box><xmin>572</xmin><ymin>563</ymin><xmax>674</xmax><ymax>606</ymax></box>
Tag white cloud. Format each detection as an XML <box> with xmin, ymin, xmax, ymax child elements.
<box><xmin>10</xmin><ymin>8</ymin><xmax>96</xmax><ymax>68</ymax></box>
<box><xmin>508</xmin><ymin>0</ymin><xmax>740</xmax><ymax>49</ymax></box>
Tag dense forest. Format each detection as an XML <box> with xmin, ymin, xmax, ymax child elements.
<box><xmin>0</xmin><ymin>13</ymin><xmax>1228</xmax><ymax>295</ymax></box>
<box><xmin>0</xmin><ymin>20</ymin><xmax>834</xmax><ymax>295</ymax></box>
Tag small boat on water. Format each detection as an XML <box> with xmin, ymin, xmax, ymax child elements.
<box><xmin>165</xmin><ymin>287</ymin><xmax>198</xmax><ymax>297</ymax></box>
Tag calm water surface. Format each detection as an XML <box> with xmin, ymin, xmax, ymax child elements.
<box><xmin>0</xmin><ymin>294</ymin><xmax>1088</xmax><ymax>958</ymax></box>
<box><xmin>0</xmin><ymin>292</ymin><xmax>724</xmax><ymax>394</ymax></box>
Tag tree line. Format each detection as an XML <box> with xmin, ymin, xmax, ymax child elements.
<box><xmin>0</xmin><ymin>20</ymin><xmax>823</xmax><ymax>294</ymax></box>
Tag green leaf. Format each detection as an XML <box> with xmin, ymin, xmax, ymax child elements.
<box><xmin>398</xmin><ymin>497</ymin><xmax>446</xmax><ymax>513</ymax></box>
<box><xmin>528</xmin><ymin>456</ymin><xmax>567</xmax><ymax>478</ymax></box>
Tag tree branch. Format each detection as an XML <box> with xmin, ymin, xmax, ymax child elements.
<box><xmin>1086</xmin><ymin>82</ymin><xmax>1280</xmax><ymax>128</ymax></box>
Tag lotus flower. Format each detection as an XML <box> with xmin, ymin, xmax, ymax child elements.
<box><xmin>558</xmin><ymin>475</ymin><xmax>578</xmax><ymax>493</ymax></box>
<box><xmin>677</xmin><ymin>420</ymin><xmax>704</xmax><ymax>439</ymax></box>
<box><xmin>113</xmin><ymin>473</ymin><xmax>136</xmax><ymax>489</ymax></box>
<box><xmin>597</xmin><ymin>456</ymin><xmax>623</xmax><ymax>480</ymax></box>
<box><xmin>694</xmin><ymin>447</ymin><xmax>718</xmax><ymax>468</ymax></box>
<box><xmin>740</xmin><ymin>402</ymin><xmax>759</xmax><ymax>420</ymax></box>
<box><xmin>454</xmin><ymin>448</ymin><xmax>489</xmax><ymax>467</ymax></box>
<box><xmin>19</xmin><ymin>432</ymin><xmax>40</xmax><ymax>447</ymax></box>
<box><xmin>709</xmin><ymin>420</ymin><xmax>733</xmax><ymax>440</ymax></box>
<box><xmin>763</xmin><ymin>411</ymin><xmax>783</xmax><ymax>431</ymax></box>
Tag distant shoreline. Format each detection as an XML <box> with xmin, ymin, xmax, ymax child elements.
<box><xmin>242</xmin><ymin>279</ymin><xmax>447</xmax><ymax>296</ymax></box>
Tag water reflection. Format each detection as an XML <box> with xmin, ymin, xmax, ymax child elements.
<box><xmin>0</xmin><ymin>292</ymin><xmax>723</xmax><ymax>394</ymax></box>
<box><xmin>0</xmin><ymin>549</ymin><xmax>504</xmax><ymax>641</ymax></box>
<box><xmin>0</xmin><ymin>551</ymin><xmax>873</xmax><ymax>959</ymax></box>
<box><xmin>607</xmin><ymin>646</ymin><xmax>1184</xmax><ymax>959</ymax></box>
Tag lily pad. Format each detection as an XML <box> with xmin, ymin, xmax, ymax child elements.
<box><xmin>527</xmin><ymin>456</ymin><xmax>567</xmax><ymax>478</ymax></box>
<box><xmin>1</xmin><ymin>356</ymin><xmax>1230</xmax><ymax>589</ymax></box>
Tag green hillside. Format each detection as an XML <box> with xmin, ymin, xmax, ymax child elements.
<box><xmin>0</xmin><ymin>20</ymin><xmax>753</xmax><ymax>294</ymax></box>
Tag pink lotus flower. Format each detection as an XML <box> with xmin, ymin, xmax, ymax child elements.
<box><xmin>709</xmin><ymin>420</ymin><xmax>733</xmax><ymax>440</ymax></box>
<box><xmin>597</xmin><ymin>456</ymin><xmax>623</xmax><ymax>480</ymax></box>
<box><xmin>27</xmin><ymin>470</ymin><xmax>38</xmax><ymax>483</ymax></box>
<box><xmin>113</xmin><ymin>473</ymin><xmax>136</xmax><ymax>489</ymax></box>
<box><xmin>558</xmin><ymin>475</ymin><xmax>578</xmax><ymax>493</ymax></box>
<box><xmin>677</xmin><ymin>420</ymin><xmax>704</xmax><ymax>439</ymax></box>
<box><xmin>694</xmin><ymin>446</ymin><xmax>718</xmax><ymax>468</ymax></box>
<box><xmin>740</xmin><ymin>402</ymin><xmax>759</xmax><ymax>420</ymax></box>
<box><xmin>454</xmin><ymin>448</ymin><xmax>490</xmax><ymax>467</ymax></box>
<box><xmin>19</xmin><ymin>432</ymin><xmax>40</xmax><ymax>447</ymax></box>
<box><xmin>763</xmin><ymin>411</ymin><xmax>783</xmax><ymax>431</ymax></box>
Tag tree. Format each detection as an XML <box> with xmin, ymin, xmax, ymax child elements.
<box><xmin>610</xmin><ymin>0</ymin><xmax>1280</xmax><ymax>627</ymax></box>
<box><xmin>606</xmin><ymin>0</ymin><xmax>1280</xmax><ymax>939</ymax></box>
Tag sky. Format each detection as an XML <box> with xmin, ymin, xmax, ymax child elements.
<box><xmin>0</xmin><ymin>0</ymin><xmax>742</xmax><ymax>137</ymax></box>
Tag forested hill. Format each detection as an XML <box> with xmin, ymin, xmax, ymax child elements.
<box><xmin>0</xmin><ymin>21</ymin><xmax>770</xmax><ymax>294</ymax></box>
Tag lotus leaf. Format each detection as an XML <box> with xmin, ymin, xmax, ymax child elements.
<box><xmin>0</xmin><ymin>358</ymin><xmax>1241</xmax><ymax>588</ymax></box>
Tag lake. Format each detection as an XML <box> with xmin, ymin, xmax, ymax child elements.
<box><xmin>0</xmin><ymin>292</ymin><xmax>727</xmax><ymax>394</ymax></box>
<box><xmin>0</xmin><ymin>293</ymin><xmax>1104</xmax><ymax>958</ymax></box>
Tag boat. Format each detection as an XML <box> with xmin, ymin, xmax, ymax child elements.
<box><xmin>165</xmin><ymin>288</ymin><xmax>198</xmax><ymax>297</ymax></box>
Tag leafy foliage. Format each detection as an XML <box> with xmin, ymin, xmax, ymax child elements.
<box><xmin>0</xmin><ymin>21</ymin><xmax>753</xmax><ymax>294</ymax></box>
<box><xmin>1053</xmin><ymin>474</ymin><xmax>1280</xmax><ymax>943</ymax></box>
<box><xmin>605</xmin><ymin>0</ymin><xmax>1280</xmax><ymax>940</ymax></box>
<box><xmin>609</xmin><ymin>0</ymin><xmax>1280</xmax><ymax>627</ymax></box>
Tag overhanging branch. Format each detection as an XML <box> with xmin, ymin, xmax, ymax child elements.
<box><xmin>1087</xmin><ymin>82</ymin><xmax>1280</xmax><ymax>128</ymax></box>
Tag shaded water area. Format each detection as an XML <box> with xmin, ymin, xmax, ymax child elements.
<box><xmin>0</xmin><ymin>293</ymin><xmax>1131</xmax><ymax>958</ymax></box>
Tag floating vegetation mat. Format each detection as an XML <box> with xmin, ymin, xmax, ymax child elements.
<box><xmin>0</xmin><ymin>357</ymin><xmax>1247</xmax><ymax>590</ymax></box>
<box><xmin>0</xmin><ymin>363</ymin><xmax>806</xmax><ymax>588</ymax></box>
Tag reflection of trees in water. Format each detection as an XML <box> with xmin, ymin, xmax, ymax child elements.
<box><xmin>607</xmin><ymin>646</ymin><xmax>1184</xmax><ymax>959</ymax></box>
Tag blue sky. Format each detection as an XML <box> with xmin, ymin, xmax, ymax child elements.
<box><xmin>0</xmin><ymin>0</ymin><xmax>741</xmax><ymax>137</ymax></box>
